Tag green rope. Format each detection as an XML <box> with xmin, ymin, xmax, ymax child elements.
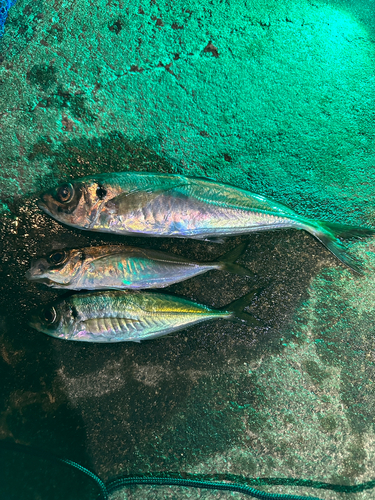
<box><xmin>60</xmin><ymin>458</ymin><xmax>108</xmax><ymax>499</ymax></box>
<box><xmin>155</xmin><ymin>473</ymin><xmax>375</xmax><ymax>493</ymax></box>
<box><xmin>106</xmin><ymin>476</ymin><xmax>322</xmax><ymax>500</ymax></box>
<box><xmin>0</xmin><ymin>442</ymin><xmax>108</xmax><ymax>500</ymax></box>
<box><xmin>4</xmin><ymin>442</ymin><xmax>375</xmax><ymax>499</ymax></box>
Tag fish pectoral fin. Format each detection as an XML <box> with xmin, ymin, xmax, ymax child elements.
<box><xmin>105</xmin><ymin>181</ymin><xmax>190</xmax><ymax>214</ymax></box>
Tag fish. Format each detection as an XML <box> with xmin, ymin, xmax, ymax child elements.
<box><xmin>29</xmin><ymin>289</ymin><xmax>259</xmax><ymax>342</ymax></box>
<box><xmin>25</xmin><ymin>242</ymin><xmax>252</xmax><ymax>290</ymax></box>
<box><xmin>38</xmin><ymin>171</ymin><xmax>375</xmax><ymax>273</ymax></box>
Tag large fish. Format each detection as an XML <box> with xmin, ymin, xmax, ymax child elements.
<box><xmin>29</xmin><ymin>290</ymin><xmax>258</xmax><ymax>342</ymax></box>
<box><xmin>38</xmin><ymin>171</ymin><xmax>374</xmax><ymax>273</ymax></box>
<box><xmin>25</xmin><ymin>243</ymin><xmax>251</xmax><ymax>290</ymax></box>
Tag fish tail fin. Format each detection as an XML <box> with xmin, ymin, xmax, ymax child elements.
<box><xmin>222</xmin><ymin>289</ymin><xmax>262</xmax><ymax>326</ymax></box>
<box><xmin>303</xmin><ymin>219</ymin><xmax>375</xmax><ymax>274</ymax></box>
<box><xmin>216</xmin><ymin>241</ymin><xmax>254</xmax><ymax>277</ymax></box>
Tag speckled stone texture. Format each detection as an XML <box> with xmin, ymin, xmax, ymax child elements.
<box><xmin>1</xmin><ymin>0</ymin><xmax>375</xmax><ymax>498</ymax></box>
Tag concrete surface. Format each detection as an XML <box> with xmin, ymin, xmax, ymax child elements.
<box><xmin>1</xmin><ymin>0</ymin><xmax>375</xmax><ymax>498</ymax></box>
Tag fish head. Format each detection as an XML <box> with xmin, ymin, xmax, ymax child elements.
<box><xmin>38</xmin><ymin>177</ymin><xmax>118</xmax><ymax>229</ymax></box>
<box><xmin>26</xmin><ymin>249</ymin><xmax>85</xmax><ymax>287</ymax></box>
<box><xmin>29</xmin><ymin>300</ymin><xmax>76</xmax><ymax>339</ymax></box>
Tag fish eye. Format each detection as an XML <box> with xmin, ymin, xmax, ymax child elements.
<box><xmin>96</xmin><ymin>185</ymin><xmax>107</xmax><ymax>200</ymax></box>
<box><xmin>47</xmin><ymin>250</ymin><xmax>66</xmax><ymax>265</ymax></box>
<box><xmin>43</xmin><ymin>306</ymin><xmax>57</xmax><ymax>324</ymax></box>
<box><xmin>57</xmin><ymin>183</ymin><xmax>74</xmax><ymax>203</ymax></box>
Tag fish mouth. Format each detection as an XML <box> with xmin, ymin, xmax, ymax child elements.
<box><xmin>25</xmin><ymin>273</ymin><xmax>52</xmax><ymax>285</ymax></box>
<box><xmin>29</xmin><ymin>315</ymin><xmax>41</xmax><ymax>331</ymax></box>
<box><xmin>28</xmin><ymin>316</ymin><xmax>63</xmax><ymax>338</ymax></box>
<box><xmin>25</xmin><ymin>259</ymin><xmax>49</xmax><ymax>282</ymax></box>
<box><xmin>37</xmin><ymin>198</ymin><xmax>53</xmax><ymax>217</ymax></box>
<box><xmin>25</xmin><ymin>268</ymin><xmax>36</xmax><ymax>281</ymax></box>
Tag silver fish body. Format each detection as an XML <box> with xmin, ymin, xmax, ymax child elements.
<box><xmin>29</xmin><ymin>290</ymin><xmax>233</xmax><ymax>342</ymax></box>
<box><xmin>38</xmin><ymin>172</ymin><xmax>298</xmax><ymax>238</ymax></box>
<box><xmin>26</xmin><ymin>245</ymin><xmax>229</xmax><ymax>290</ymax></box>
<box><xmin>38</xmin><ymin>171</ymin><xmax>375</xmax><ymax>273</ymax></box>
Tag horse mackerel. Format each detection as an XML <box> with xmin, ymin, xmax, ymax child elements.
<box><xmin>26</xmin><ymin>243</ymin><xmax>252</xmax><ymax>290</ymax></box>
<box><xmin>29</xmin><ymin>290</ymin><xmax>258</xmax><ymax>342</ymax></box>
<box><xmin>38</xmin><ymin>171</ymin><xmax>375</xmax><ymax>273</ymax></box>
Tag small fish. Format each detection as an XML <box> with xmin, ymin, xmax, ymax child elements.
<box><xmin>29</xmin><ymin>290</ymin><xmax>258</xmax><ymax>342</ymax></box>
<box><xmin>38</xmin><ymin>171</ymin><xmax>375</xmax><ymax>273</ymax></box>
<box><xmin>26</xmin><ymin>243</ymin><xmax>252</xmax><ymax>290</ymax></box>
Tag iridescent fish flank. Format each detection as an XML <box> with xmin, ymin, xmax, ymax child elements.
<box><xmin>25</xmin><ymin>243</ymin><xmax>251</xmax><ymax>290</ymax></box>
<box><xmin>29</xmin><ymin>290</ymin><xmax>257</xmax><ymax>343</ymax></box>
<box><xmin>38</xmin><ymin>171</ymin><xmax>375</xmax><ymax>273</ymax></box>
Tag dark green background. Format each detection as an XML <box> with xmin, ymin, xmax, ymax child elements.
<box><xmin>1</xmin><ymin>0</ymin><xmax>375</xmax><ymax>498</ymax></box>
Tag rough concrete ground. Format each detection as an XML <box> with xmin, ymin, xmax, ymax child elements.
<box><xmin>1</xmin><ymin>0</ymin><xmax>375</xmax><ymax>499</ymax></box>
